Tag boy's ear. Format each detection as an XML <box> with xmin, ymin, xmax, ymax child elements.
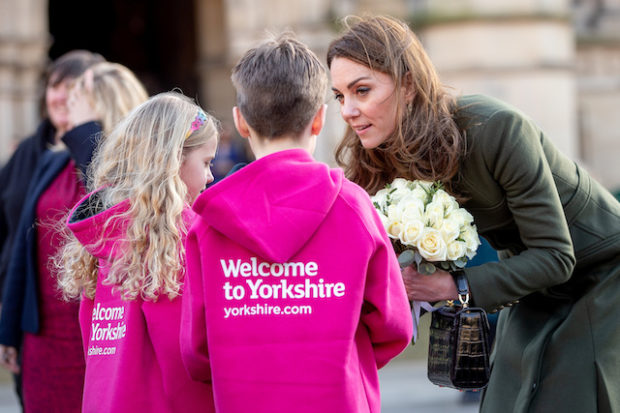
<box><xmin>310</xmin><ymin>104</ymin><xmax>327</xmax><ymax>136</ymax></box>
<box><xmin>232</xmin><ymin>107</ymin><xmax>250</xmax><ymax>138</ymax></box>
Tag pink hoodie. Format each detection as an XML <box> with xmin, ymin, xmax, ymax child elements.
<box><xmin>67</xmin><ymin>190</ymin><xmax>215</xmax><ymax>413</ymax></box>
<box><xmin>181</xmin><ymin>149</ymin><xmax>413</xmax><ymax>412</ymax></box>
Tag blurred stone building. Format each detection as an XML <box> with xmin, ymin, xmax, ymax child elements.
<box><xmin>1</xmin><ymin>0</ymin><xmax>619</xmax><ymax>190</ymax></box>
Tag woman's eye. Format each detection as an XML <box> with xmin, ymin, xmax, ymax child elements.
<box><xmin>356</xmin><ymin>87</ymin><xmax>370</xmax><ymax>96</ymax></box>
<box><xmin>333</xmin><ymin>93</ymin><xmax>344</xmax><ymax>103</ymax></box>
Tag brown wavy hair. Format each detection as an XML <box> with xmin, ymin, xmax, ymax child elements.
<box><xmin>327</xmin><ymin>15</ymin><xmax>465</xmax><ymax>196</ymax></box>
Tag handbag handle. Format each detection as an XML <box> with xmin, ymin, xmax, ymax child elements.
<box><xmin>451</xmin><ymin>270</ymin><xmax>470</xmax><ymax>307</ymax></box>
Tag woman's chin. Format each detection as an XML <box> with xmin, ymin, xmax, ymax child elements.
<box><xmin>359</xmin><ymin>136</ymin><xmax>384</xmax><ymax>150</ymax></box>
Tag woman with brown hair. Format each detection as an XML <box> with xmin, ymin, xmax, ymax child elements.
<box><xmin>328</xmin><ymin>15</ymin><xmax>620</xmax><ymax>413</ymax></box>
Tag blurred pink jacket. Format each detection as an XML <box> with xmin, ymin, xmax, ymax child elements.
<box><xmin>181</xmin><ymin>149</ymin><xmax>412</xmax><ymax>413</ymax></box>
<box><xmin>67</xmin><ymin>191</ymin><xmax>215</xmax><ymax>413</ymax></box>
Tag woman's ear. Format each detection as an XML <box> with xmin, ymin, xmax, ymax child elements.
<box><xmin>232</xmin><ymin>106</ymin><xmax>250</xmax><ymax>139</ymax></box>
<box><xmin>403</xmin><ymin>72</ymin><xmax>415</xmax><ymax>104</ymax></box>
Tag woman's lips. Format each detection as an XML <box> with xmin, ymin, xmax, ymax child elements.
<box><xmin>352</xmin><ymin>124</ymin><xmax>371</xmax><ymax>134</ymax></box>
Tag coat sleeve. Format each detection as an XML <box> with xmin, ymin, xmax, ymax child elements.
<box><xmin>463</xmin><ymin>106</ymin><xmax>576</xmax><ymax>310</ymax></box>
<box><xmin>61</xmin><ymin>121</ymin><xmax>102</xmax><ymax>186</ymax></box>
<box><xmin>0</xmin><ymin>150</ymin><xmax>16</xmax><ymax>249</ymax></box>
<box><xmin>0</xmin><ymin>148</ymin><xmax>71</xmax><ymax>346</ymax></box>
<box><xmin>361</xmin><ymin>207</ymin><xmax>413</xmax><ymax>369</ymax></box>
<box><xmin>179</xmin><ymin>229</ymin><xmax>212</xmax><ymax>381</ymax></box>
<box><xmin>0</xmin><ymin>224</ymin><xmax>29</xmax><ymax>348</ymax></box>
<box><xmin>0</xmin><ymin>155</ymin><xmax>13</xmax><ymax>282</ymax></box>
<box><xmin>0</xmin><ymin>137</ymin><xmax>39</xmax><ymax>296</ymax></box>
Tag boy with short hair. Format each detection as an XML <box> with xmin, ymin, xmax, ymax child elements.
<box><xmin>180</xmin><ymin>33</ymin><xmax>412</xmax><ymax>413</ymax></box>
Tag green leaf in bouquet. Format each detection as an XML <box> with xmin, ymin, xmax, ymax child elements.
<box><xmin>439</xmin><ymin>261</ymin><xmax>451</xmax><ymax>270</ymax></box>
<box><xmin>373</xmin><ymin>201</ymin><xmax>386</xmax><ymax>215</ymax></box>
<box><xmin>418</xmin><ymin>262</ymin><xmax>436</xmax><ymax>275</ymax></box>
<box><xmin>454</xmin><ymin>257</ymin><xmax>468</xmax><ymax>268</ymax></box>
<box><xmin>420</xmin><ymin>186</ymin><xmax>433</xmax><ymax>204</ymax></box>
<box><xmin>397</xmin><ymin>249</ymin><xmax>415</xmax><ymax>269</ymax></box>
<box><xmin>414</xmin><ymin>251</ymin><xmax>423</xmax><ymax>267</ymax></box>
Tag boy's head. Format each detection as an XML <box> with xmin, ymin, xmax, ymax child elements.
<box><xmin>231</xmin><ymin>33</ymin><xmax>327</xmax><ymax>140</ymax></box>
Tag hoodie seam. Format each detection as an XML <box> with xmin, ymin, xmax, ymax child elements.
<box><xmin>335</xmin><ymin>189</ymin><xmax>378</xmax><ymax>251</ymax></box>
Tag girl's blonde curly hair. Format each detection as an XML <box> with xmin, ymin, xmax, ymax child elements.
<box><xmin>58</xmin><ymin>92</ymin><xmax>219</xmax><ymax>301</ymax></box>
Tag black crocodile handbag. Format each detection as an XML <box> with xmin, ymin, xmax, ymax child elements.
<box><xmin>427</xmin><ymin>271</ymin><xmax>491</xmax><ymax>390</ymax></box>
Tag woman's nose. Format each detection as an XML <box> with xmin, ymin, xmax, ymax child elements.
<box><xmin>49</xmin><ymin>86</ymin><xmax>68</xmax><ymax>103</ymax></box>
<box><xmin>340</xmin><ymin>99</ymin><xmax>360</xmax><ymax>120</ymax></box>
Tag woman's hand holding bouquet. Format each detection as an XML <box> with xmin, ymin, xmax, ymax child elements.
<box><xmin>371</xmin><ymin>179</ymin><xmax>481</xmax><ymax>341</ymax></box>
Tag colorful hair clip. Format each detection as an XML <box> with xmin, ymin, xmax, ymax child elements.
<box><xmin>186</xmin><ymin>110</ymin><xmax>208</xmax><ymax>138</ymax></box>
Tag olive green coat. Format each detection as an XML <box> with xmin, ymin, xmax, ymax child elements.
<box><xmin>455</xmin><ymin>95</ymin><xmax>620</xmax><ymax>413</ymax></box>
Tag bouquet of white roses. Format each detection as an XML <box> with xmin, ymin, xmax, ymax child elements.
<box><xmin>372</xmin><ymin>178</ymin><xmax>481</xmax><ymax>275</ymax></box>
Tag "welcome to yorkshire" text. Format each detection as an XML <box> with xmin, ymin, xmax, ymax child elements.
<box><xmin>90</xmin><ymin>303</ymin><xmax>127</xmax><ymax>342</ymax></box>
<box><xmin>220</xmin><ymin>258</ymin><xmax>345</xmax><ymax>301</ymax></box>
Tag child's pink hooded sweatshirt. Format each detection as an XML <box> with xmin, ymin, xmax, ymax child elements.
<box><xmin>181</xmin><ymin>149</ymin><xmax>413</xmax><ymax>412</ymax></box>
<box><xmin>67</xmin><ymin>191</ymin><xmax>215</xmax><ymax>413</ymax></box>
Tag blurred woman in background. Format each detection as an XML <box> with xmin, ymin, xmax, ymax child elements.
<box><xmin>0</xmin><ymin>50</ymin><xmax>104</xmax><ymax>408</ymax></box>
<box><xmin>0</xmin><ymin>61</ymin><xmax>148</xmax><ymax>412</ymax></box>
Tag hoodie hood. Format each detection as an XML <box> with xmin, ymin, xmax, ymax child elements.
<box><xmin>192</xmin><ymin>149</ymin><xmax>343</xmax><ymax>262</ymax></box>
<box><xmin>68</xmin><ymin>189</ymin><xmax>196</xmax><ymax>260</ymax></box>
<box><xmin>67</xmin><ymin>189</ymin><xmax>131</xmax><ymax>259</ymax></box>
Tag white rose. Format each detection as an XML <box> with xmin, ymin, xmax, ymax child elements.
<box><xmin>432</xmin><ymin>190</ymin><xmax>459</xmax><ymax>214</ymax></box>
<box><xmin>377</xmin><ymin>212</ymin><xmax>389</xmax><ymax>231</ymax></box>
<box><xmin>415</xmin><ymin>180</ymin><xmax>434</xmax><ymax>191</ymax></box>
<box><xmin>409</xmin><ymin>186</ymin><xmax>428</xmax><ymax>203</ymax></box>
<box><xmin>424</xmin><ymin>200</ymin><xmax>445</xmax><ymax>229</ymax></box>
<box><xmin>371</xmin><ymin>188</ymin><xmax>389</xmax><ymax>210</ymax></box>
<box><xmin>399</xmin><ymin>195</ymin><xmax>425</xmax><ymax>221</ymax></box>
<box><xmin>386</xmin><ymin>218</ymin><xmax>402</xmax><ymax>239</ymax></box>
<box><xmin>447</xmin><ymin>208</ymin><xmax>474</xmax><ymax>227</ymax></box>
<box><xmin>461</xmin><ymin>225</ymin><xmax>481</xmax><ymax>258</ymax></box>
<box><xmin>391</xmin><ymin>178</ymin><xmax>410</xmax><ymax>190</ymax></box>
<box><xmin>417</xmin><ymin>227</ymin><xmax>447</xmax><ymax>261</ymax></box>
<box><xmin>439</xmin><ymin>217</ymin><xmax>461</xmax><ymax>243</ymax></box>
<box><xmin>399</xmin><ymin>219</ymin><xmax>425</xmax><ymax>246</ymax></box>
<box><xmin>386</xmin><ymin>203</ymin><xmax>403</xmax><ymax>223</ymax></box>
<box><xmin>389</xmin><ymin>186</ymin><xmax>410</xmax><ymax>204</ymax></box>
<box><xmin>446</xmin><ymin>240</ymin><xmax>468</xmax><ymax>261</ymax></box>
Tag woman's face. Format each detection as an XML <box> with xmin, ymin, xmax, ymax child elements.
<box><xmin>330</xmin><ymin>57</ymin><xmax>404</xmax><ymax>149</ymax></box>
<box><xmin>46</xmin><ymin>79</ymin><xmax>71</xmax><ymax>134</ymax></box>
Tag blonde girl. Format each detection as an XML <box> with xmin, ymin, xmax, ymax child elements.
<box><xmin>59</xmin><ymin>92</ymin><xmax>218</xmax><ymax>413</ymax></box>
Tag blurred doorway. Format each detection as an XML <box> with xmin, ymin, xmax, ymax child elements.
<box><xmin>48</xmin><ymin>0</ymin><xmax>199</xmax><ymax>98</ymax></box>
